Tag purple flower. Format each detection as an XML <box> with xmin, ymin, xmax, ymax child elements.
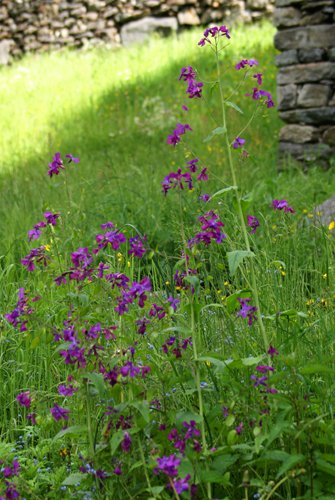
<box><xmin>43</xmin><ymin>211</ymin><xmax>60</xmax><ymax>226</ymax></box>
<box><xmin>59</xmin><ymin>384</ymin><xmax>75</xmax><ymax>396</ymax></box>
<box><xmin>270</xmin><ymin>199</ymin><xmax>294</xmax><ymax>212</ymax></box>
<box><xmin>179</xmin><ymin>66</ymin><xmax>195</xmax><ymax>83</ymax></box>
<box><xmin>267</xmin><ymin>345</ymin><xmax>279</xmax><ymax>358</ymax></box>
<box><xmin>197</xmin><ymin>168</ymin><xmax>208</xmax><ymax>181</ymax></box>
<box><xmin>259</xmin><ymin>89</ymin><xmax>275</xmax><ymax>108</ymax></box>
<box><xmin>246</xmin><ymin>87</ymin><xmax>260</xmax><ymax>100</ymax></box>
<box><xmin>3</xmin><ymin>462</ymin><xmax>20</xmax><ymax>478</ymax></box>
<box><xmin>136</xmin><ymin>317</ymin><xmax>150</xmax><ymax>335</ymax></box>
<box><xmin>253</xmin><ymin>73</ymin><xmax>263</xmax><ymax>85</ymax></box>
<box><xmin>121</xmin><ymin>432</ymin><xmax>132</xmax><ymax>452</ymax></box>
<box><xmin>120</xmin><ymin>361</ymin><xmax>140</xmax><ymax>378</ymax></box>
<box><xmin>174</xmin><ymin>123</ymin><xmax>193</xmax><ymax>135</ymax></box>
<box><xmin>65</xmin><ymin>154</ymin><xmax>80</xmax><ymax>164</ymax></box>
<box><xmin>21</xmin><ymin>246</ymin><xmax>50</xmax><ymax>271</ymax></box>
<box><xmin>166</xmin><ymin>130</ymin><xmax>181</xmax><ymax>148</ymax></box>
<box><xmin>28</xmin><ymin>228</ymin><xmax>42</xmax><ymax>243</ymax></box>
<box><xmin>251</xmin><ymin>375</ymin><xmax>268</xmax><ymax>388</ymax></box>
<box><xmin>247</xmin><ymin>214</ymin><xmax>260</xmax><ymax>234</ymax></box>
<box><xmin>235</xmin><ymin>59</ymin><xmax>249</xmax><ymax>70</ymax></box>
<box><xmin>182</xmin><ymin>105</ymin><xmax>188</xmax><ymax>114</ymax></box>
<box><xmin>50</xmin><ymin>403</ymin><xmax>70</xmax><ymax>421</ymax></box>
<box><xmin>149</xmin><ymin>303</ymin><xmax>166</xmax><ymax>320</ymax></box>
<box><xmin>3</xmin><ymin>481</ymin><xmax>20</xmax><ymax>500</ymax></box>
<box><xmin>187</xmin><ymin>158</ymin><xmax>199</xmax><ymax>172</ymax></box>
<box><xmin>167</xmin><ymin>475</ymin><xmax>191</xmax><ymax>495</ymax></box>
<box><xmin>153</xmin><ymin>454</ymin><xmax>181</xmax><ymax>477</ymax></box>
<box><xmin>113</xmin><ymin>462</ymin><xmax>123</xmax><ymax>475</ymax></box>
<box><xmin>193</xmin><ymin>440</ymin><xmax>202</xmax><ymax>452</ymax></box>
<box><xmin>183</xmin><ymin>420</ymin><xmax>200</xmax><ymax>439</ymax></box>
<box><xmin>236</xmin><ymin>422</ymin><xmax>244</xmax><ymax>435</ymax></box>
<box><xmin>17</xmin><ymin>391</ymin><xmax>31</xmax><ymax>408</ymax></box>
<box><xmin>101</xmin><ymin>221</ymin><xmax>115</xmax><ymax>230</ymax></box>
<box><xmin>54</xmin><ymin>273</ymin><xmax>68</xmax><ymax>286</ymax></box>
<box><xmin>47</xmin><ymin>152</ymin><xmax>64</xmax><ymax>178</ymax></box>
<box><xmin>198</xmin><ymin>38</ymin><xmax>207</xmax><ymax>47</ymax></box>
<box><xmin>237</xmin><ymin>297</ymin><xmax>258</xmax><ymax>326</ymax></box>
<box><xmin>186</xmin><ymin>80</ymin><xmax>203</xmax><ymax>99</ymax></box>
<box><xmin>26</xmin><ymin>412</ymin><xmax>37</xmax><ymax>424</ymax></box>
<box><xmin>256</xmin><ymin>365</ymin><xmax>274</xmax><ymax>373</ymax></box>
<box><xmin>129</xmin><ymin>235</ymin><xmax>146</xmax><ymax>258</ymax></box>
<box><xmin>167</xmin><ymin>296</ymin><xmax>180</xmax><ymax>311</ymax></box>
<box><xmin>233</xmin><ymin>136</ymin><xmax>245</xmax><ymax>149</ymax></box>
<box><xmin>141</xmin><ymin>366</ymin><xmax>151</xmax><ymax>378</ymax></box>
<box><xmin>284</xmin><ymin>206</ymin><xmax>295</xmax><ymax>213</ymax></box>
<box><xmin>221</xmin><ymin>405</ymin><xmax>229</xmax><ymax>416</ymax></box>
<box><xmin>97</xmin><ymin>262</ymin><xmax>109</xmax><ymax>278</ymax></box>
<box><xmin>198</xmin><ymin>194</ymin><xmax>210</xmax><ymax>203</ymax></box>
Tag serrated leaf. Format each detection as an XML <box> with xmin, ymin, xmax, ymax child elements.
<box><xmin>276</xmin><ymin>454</ymin><xmax>305</xmax><ymax>479</ymax></box>
<box><xmin>82</xmin><ymin>372</ymin><xmax>105</xmax><ymax>398</ymax></box>
<box><xmin>300</xmin><ymin>364</ymin><xmax>335</xmax><ymax>376</ymax></box>
<box><xmin>52</xmin><ymin>425</ymin><xmax>87</xmax><ymax>443</ymax></box>
<box><xmin>226</xmin><ymin>101</ymin><xmax>244</xmax><ymax>114</ymax></box>
<box><xmin>130</xmin><ymin>400</ymin><xmax>150</xmax><ymax>423</ymax></box>
<box><xmin>211</xmin><ymin>454</ymin><xmax>239</xmax><ymax>474</ymax></box>
<box><xmin>227</xmin><ymin>250</ymin><xmax>255</xmax><ymax>276</ymax></box>
<box><xmin>210</xmin><ymin>82</ymin><xmax>219</xmax><ymax>98</ymax></box>
<box><xmin>203</xmin><ymin>126</ymin><xmax>227</xmax><ymax>143</ymax></box>
<box><xmin>62</xmin><ymin>473</ymin><xmax>86</xmax><ymax>485</ymax></box>
<box><xmin>183</xmin><ymin>276</ymin><xmax>199</xmax><ymax>294</ymax></box>
<box><xmin>210</xmin><ymin>186</ymin><xmax>238</xmax><ymax>200</ymax></box>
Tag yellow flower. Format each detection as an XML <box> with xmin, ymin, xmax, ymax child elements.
<box><xmin>206</xmin><ymin>361</ymin><xmax>211</xmax><ymax>367</ymax></box>
<box><xmin>217</xmin><ymin>290</ymin><xmax>221</xmax><ymax>294</ymax></box>
<box><xmin>303</xmin><ymin>209</ymin><xmax>307</xmax><ymax>213</ymax></box>
<box><xmin>323</xmin><ymin>274</ymin><xmax>327</xmax><ymax>279</ymax></box>
<box><xmin>128</xmin><ymin>261</ymin><xmax>130</xmax><ymax>267</ymax></box>
<box><xmin>329</xmin><ymin>221</ymin><xmax>335</xmax><ymax>230</ymax></box>
<box><xmin>272</xmin><ymin>225</ymin><xmax>277</xmax><ymax>230</ymax></box>
<box><xmin>44</xmin><ymin>245</ymin><xmax>52</xmax><ymax>252</ymax></box>
<box><xmin>224</xmin><ymin>281</ymin><xmax>228</xmax><ymax>286</ymax></box>
<box><xmin>308</xmin><ymin>214</ymin><xmax>313</xmax><ymax>218</ymax></box>
<box><xmin>281</xmin><ymin>271</ymin><xmax>285</xmax><ymax>276</ymax></box>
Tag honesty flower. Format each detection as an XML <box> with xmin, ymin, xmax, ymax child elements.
<box><xmin>121</xmin><ymin>432</ymin><xmax>132</xmax><ymax>452</ymax></box>
<box><xmin>186</xmin><ymin>80</ymin><xmax>203</xmax><ymax>99</ymax></box>
<box><xmin>179</xmin><ymin>66</ymin><xmax>195</xmax><ymax>83</ymax></box>
<box><xmin>65</xmin><ymin>154</ymin><xmax>80</xmax><ymax>164</ymax></box>
<box><xmin>3</xmin><ymin>461</ymin><xmax>20</xmax><ymax>478</ymax></box>
<box><xmin>113</xmin><ymin>462</ymin><xmax>123</xmax><ymax>475</ymax></box>
<box><xmin>247</xmin><ymin>214</ymin><xmax>260</xmax><ymax>234</ymax></box>
<box><xmin>235</xmin><ymin>59</ymin><xmax>259</xmax><ymax>70</ymax></box>
<box><xmin>251</xmin><ymin>375</ymin><xmax>268</xmax><ymax>388</ymax></box>
<box><xmin>182</xmin><ymin>105</ymin><xmax>188</xmax><ymax>114</ymax></box>
<box><xmin>267</xmin><ymin>345</ymin><xmax>279</xmax><ymax>358</ymax></box>
<box><xmin>253</xmin><ymin>73</ymin><xmax>263</xmax><ymax>85</ymax></box>
<box><xmin>187</xmin><ymin>158</ymin><xmax>199</xmax><ymax>172</ymax></box>
<box><xmin>47</xmin><ymin>152</ymin><xmax>64</xmax><ymax>178</ymax></box>
<box><xmin>28</xmin><ymin>228</ymin><xmax>42</xmax><ymax>243</ymax></box>
<box><xmin>197</xmin><ymin>168</ymin><xmax>208</xmax><ymax>181</ymax></box>
<box><xmin>17</xmin><ymin>391</ymin><xmax>31</xmax><ymax>408</ymax></box>
<box><xmin>236</xmin><ymin>422</ymin><xmax>244</xmax><ymax>435</ymax></box>
<box><xmin>237</xmin><ymin>297</ymin><xmax>257</xmax><ymax>326</ymax></box>
<box><xmin>167</xmin><ymin>296</ymin><xmax>180</xmax><ymax>311</ymax></box>
<box><xmin>233</xmin><ymin>136</ymin><xmax>245</xmax><ymax>149</ymax></box>
<box><xmin>136</xmin><ymin>317</ymin><xmax>150</xmax><ymax>334</ymax></box>
<box><xmin>198</xmin><ymin>194</ymin><xmax>210</xmax><ymax>203</ymax></box>
<box><xmin>270</xmin><ymin>199</ymin><xmax>295</xmax><ymax>213</ymax></box>
<box><xmin>153</xmin><ymin>454</ymin><xmax>181</xmax><ymax>476</ymax></box>
<box><xmin>50</xmin><ymin>403</ymin><xmax>70</xmax><ymax>421</ymax></box>
<box><xmin>167</xmin><ymin>475</ymin><xmax>191</xmax><ymax>495</ymax></box>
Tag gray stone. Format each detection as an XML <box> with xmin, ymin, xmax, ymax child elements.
<box><xmin>279</xmin><ymin>124</ymin><xmax>320</xmax><ymax>143</ymax></box>
<box><xmin>300</xmin><ymin>11</ymin><xmax>329</xmax><ymax>25</ymax></box>
<box><xmin>114</xmin><ymin>10</ymin><xmax>150</xmax><ymax>24</ymax></box>
<box><xmin>120</xmin><ymin>16</ymin><xmax>177</xmax><ymax>46</ymax></box>
<box><xmin>323</xmin><ymin>127</ymin><xmax>335</xmax><ymax>146</ymax></box>
<box><xmin>273</xmin><ymin>6</ymin><xmax>300</xmax><ymax>27</ymax></box>
<box><xmin>275</xmin><ymin>0</ymin><xmax>304</xmax><ymax>6</ymax></box>
<box><xmin>70</xmin><ymin>6</ymin><xmax>87</xmax><ymax>16</ymax></box>
<box><xmin>330</xmin><ymin>95</ymin><xmax>335</xmax><ymax>107</ymax></box>
<box><xmin>274</xmin><ymin>25</ymin><xmax>335</xmax><ymax>51</ymax></box>
<box><xmin>277</xmin><ymin>62</ymin><xmax>335</xmax><ymax>85</ymax></box>
<box><xmin>277</xmin><ymin>83</ymin><xmax>297</xmax><ymax>110</ymax></box>
<box><xmin>279</xmin><ymin>107</ymin><xmax>335</xmax><ymax>125</ymax></box>
<box><xmin>298</xmin><ymin>48</ymin><xmax>324</xmax><ymax>64</ymax></box>
<box><xmin>328</xmin><ymin>47</ymin><xmax>335</xmax><ymax>62</ymax></box>
<box><xmin>85</xmin><ymin>12</ymin><xmax>99</xmax><ymax>21</ymax></box>
<box><xmin>297</xmin><ymin>84</ymin><xmax>332</xmax><ymax>108</ymax></box>
<box><xmin>0</xmin><ymin>39</ymin><xmax>11</xmax><ymax>64</ymax></box>
<box><xmin>246</xmin><ymin>0</ymin><xmax>267</xmax><ymax>8</ymax></box>
<box><xmin>275</xmin><ymin>49</ymin><xmax>298</xmax><ymax>67</ymax></box>
<box><xmin>177</xmin><ymin>7</ymin><xmax>200</xmax><ymax>24</ymax></box>
<box><xmin>312</xmin><ymin>195</ymin><xmax>335</xmax><ymax>228</ymax></box>
<box><xmin>103</xmin><ymin>7</ymin><xmax>118</xmax><ymax>18</ymax></box>
<box><xmin>278</xmin><ymin>142</ymin><xmax>334</xmax><ymax>160</ymax></box>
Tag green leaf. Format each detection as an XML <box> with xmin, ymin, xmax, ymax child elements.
<box><xmin>199</xmin><ymin>470</ymin><xmax>231</xmax><ymax>485</ymax></box>
<box><xmin>276</xmin><ymin>454</ymin><xmax>305</xmax><ymax>479</ymax></box>
<box><xmin>82</xmin><ymin>372</ymin><xmax>105</xmax><ymax>398</ymax></box>
<box><xmin>226</xmin><ymin>289</ymin><xmax>252</xmax><ymax>315</ymax></box>
<box><xmin>241</xmin><ymin>355</ymin><xmax>263</xmax><ymax>366</ymax></box>
<box><xmin>211</xmin><ymin>454</ymin><xmax>239</xmax><ymax>474</ymax></box>
<box><xmin>280</xmin><ymin>309</ymin><xmax>298</xmax><ymax>317</ymax></box>
<box><xmin>183</xmin><ymin>276</ymin><xmax>199</xmax><ymax>295</ymax></box>
<box><xmin>210</xmin><ymin>186</ymin><xmax>238</xmax><ymax>200</ymax></box>
<box><xmin>300</xmin><ymin>364</ymin><xmax>335</xmax><ymax>376</ymax></box>
<box><xmin>130</xmin><ymin>400</ymin><xmax>150</xmax><ymax>423</ymax></box>
<box><xmin>210</xmin><ymin>82</ymin><xmax>219</xmax><ymax>98</ymax></box>
<box><xmin>48</xmin><ymin>342</ymin><xmax>73</xmax><ymax>365</ymax></box>
<box><xmin>52</xmin><ymin>425</ymin><xmax>87</xmax><ymax>443</ymax></box>
<box><xmin>226</xmin><ymin>101</ymin><xmax>244</xmax><ymax>114</ymax></box>
<box><xmin>227</xmin><ymin>250</ymin><xmax>255</xmax><ymax>276</ymax></box>
<box><xmin>176</xmin><ymin>411</ymin><xmax>203</xmax><ymax>424</ymax></box>
<box><xmin>62</xmin><ymin>473</ymin><xmax>86</xmax><ymax>486</ymax></box>
<box><xmin>111</xmin><ymin>431</ymin><xmax>126</xmax><ymax>455</ymax></box>
<box><xmin>162</xmin><ymin>327</ymin><xmax>192</xmax><ymax>334</ymax></box>
<box><xmin>30</xmin><ymin>337</ymin><xmax>41</xmax><ymax>350</ymax></box>
<box><xmin>203</xmin><ymin>126</ymin><xmax>227</xmax><ymax>143</ymax></box>
<box><xmin>197</xmin><ymin>356</ymin><xmax>226</xmax><ymax>376</ymax></box>
<box><xmin>272</xmin><ymin>260</ymin><xmax>286</xmax><ymax>270</ymax></box>
<box><xmin>184</xmin><ymin>302</ymin><xmax>202</xmax><ymax>323</ymax></box>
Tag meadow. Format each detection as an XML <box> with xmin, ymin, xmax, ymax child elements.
<box><xmin>1</xmin><ymin>20</ymin><xmax>335</xmax><ymax>500</ymax></box>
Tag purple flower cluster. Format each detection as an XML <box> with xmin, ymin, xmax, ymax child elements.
<box><xmin>166</xmin><ymin>122</ymin><xmax>193</xmax><ymax>148</ymax></box>
<box><xmin>149</xmin><ymin>303</ymin><xmax>166</xmax><ymax>320</ymax></box>
<box><xmin>129</xmin><ymin>234</ymin><xmax>146</xmax><ymax>258</ymax></box>
<box><xmin>21</xmin><ymin>246</ymin><xmax>50</xmax><ymax>272</ymax></box>
<box><xmin>235</xmin><ymin>59</ymin><xmax>259</xmax><ymax>70</ymax></box>
<box><xmin>162</xmin><ymin>335</ymin><xmax>192</xmax><ymax>359</ymax></box>
<box><xmin>179</xmin><ymin>66</ymin><xmax>203</xmax><ymax>99</ymax></box>
<box><xmin>16</xmin><ymin>391</ymin><xmax>31</xmax><ymax>408</ymax></box>
<box><xmin>50</xmin><ymin>403</ymin><xmax>70</xmax><ymax>421</ymax></box>
<box><xmin>188</xmin><ymin>210</ymin><xmax>226</xmax><ymax>249</ymax></box>
<box><xmin>270</xmin><ymin>199</ymin><xmax>295</xmax><ymax>213</ymax></box>
<box><xmin>245</xmin><ymin>87</ymin><xmax>275</xmax><ymax>108</ymax></box>
<box><xmin>237</xmin><ymin>297</ymin><xmax>257</xmax><ymax>326</ymax></box>
<box><xmin>114</xmin><ymin>277</ymin><xmax>151</xmax><ymax>316</ymax></box>
<box><xmin>198</xmin><ymin>25</ymin><xmax>230</xmax><ymax>47</ymax></box>
<box><xmin>5</xmin><ymin>288</ymin><xmax>33</xmax><ymax>333</ymax></box>
<box><xmin>47</xmin><ymin>152</ymin><xmax>80</xmax><ymax>177</ymax></box>
<box><xmin>174</xmin><ymin>267</ymin><xmax>197</xmax><ymax>293</ymax></box>
<box><xmin>28</xmin><ymin>211</ymin><xmax>60</xmax><ymax>242</ymax></box>
<box><xmin>94</xmin><ymin>223</ymin><xmax>127</xmax><ymax>253</ymax></box>
<box><xmin>247</xmin><ymin>214</ymin><xmax>260</xmax><ymax>234</ymax></box>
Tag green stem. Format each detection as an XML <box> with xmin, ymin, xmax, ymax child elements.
<box><xmin>215</xmin><ymin>45</ymin><xmax>270</xmax><ymax>362</ymax></box>
<box><xmin>85</xmin><ymin>380</ymin><xmax>95</xmax><ymax>460</ymax></box>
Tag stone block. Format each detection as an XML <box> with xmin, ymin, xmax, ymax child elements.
<box><xmin>0</xmin><ymin>39</ymin><xmax>12</xmax><ymax>65</ymax></box>
<box><xmin>85</xmin><ymin>12</ymin><xmax>99</xmax><ymax>21</ymax></box>
<box><xmin>114</xmin><ymin>10</ymin><xmax>150</xmax><ymax>24</ymax></box>
<box><xmin>120</xmin><ymin>16</ymin><xmax>177</xmax><ymax>46</ymax></box>
<box><xmin>177</xmin><ymin>7</ymin><xmax>200</xmax><ymax>24</ymax></box>
<box><xmin>275</xmin><ymin>0</ymin><xmax>304</xmax><ymax>6</ymax></box>
<box><xmin>278</xmin><ymin>142</ymin><xmax>334</xmax><ymax>160</ymax></box>
<box><xmin>246</xmin><ymin>0</ymin><xmax>267</xmax><ymax>8</ymax></box>
<box><xmin>323</xmin><ymin>126</ymin><xmax>335</xmax><ymax>146</ymax></box>
<box><xmin>330</xmin><ymin>94</ymin><xmax>335</xmax><ymax>107</ymax></box>
<box><xmin>279</xmin><ymin>124</ymin><xmax>320</xmax><ymax>143</ymax></box>
<box><xmin>273</xmin><ymin>6</ymin><xmax>300</xmax><ymax>27</ymax></box>
<box><xmin>277</xmin><ymin>83</ymin><xmax>297</xmax><ymax>110</ymax></box>
<box><xmin>70</xmin><ymin>6</ymin><xmax>87</xmax><ymax>16</ymax></box>
<box><xmin>328</xmin><ymin>47</ymin><xmax>335</xmax><ymax>62</ymax></box>
<box><xmin>274</xmin><ymin>25</ymin><xmax>335</xmax><ymax>51</ymax></box>
<box><xmin>297</xmin><ymin>84</ymin><xmax>332</xmax><ymax>108</ymax></box>
<box><xmin>298</xmin><ymin>48</ymin><xmax>324</xmax><ymax>64</ymax></box>
<box><xmin>277</xmin><ymin>62</ymin><xmax>335</xmax><ymax>85</ymax></box>
<box><xmin>103</xmin><ymin>7</ymin><xmax>118</xmax><ymax>18</ymax></box>
<box><xmin>300</xmin><ymin>11</ymin><xmax>329</xmax><ymax>25</ymax></box>
<box><xmin>279</xmin><ymin>107</ymin><xmax>335</xmax><ymax>125</ymax></box>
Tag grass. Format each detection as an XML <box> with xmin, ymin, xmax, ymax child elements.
<box><xmin>2</xmin><ymin>22</ymin><xmax>335</xmax><ymax>500</ymax></box>
<box><xmin>1</xmin><ymin>20</ymin><xmax>335</xmax><ymax>269</ymax></box>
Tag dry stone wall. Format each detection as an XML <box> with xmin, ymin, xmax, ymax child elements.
<box><xmin>274</xmin><ymin>0</ymin><xmax>335</xmax><ymax>162</ymax></box>
<box><xmin>0</xmin><ymin>0</ymin><xmax>274</xmax><ymax>60</ymax></box>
